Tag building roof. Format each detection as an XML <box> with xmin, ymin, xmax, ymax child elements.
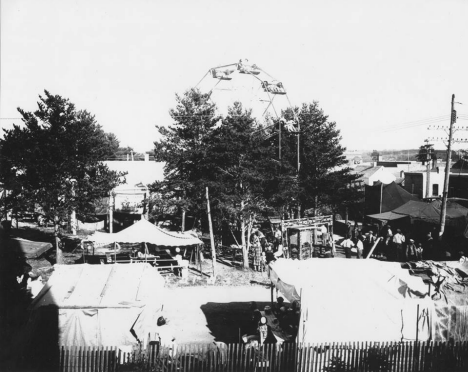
<box><xmin>352</xmin><ymin>165</ymin><xmax>383</xmax><ymax>177</ymax></box>
<box><xmin>105</xmin><ymin>160</ymin><xmax>165</xmax><ymax>186</ymax></box>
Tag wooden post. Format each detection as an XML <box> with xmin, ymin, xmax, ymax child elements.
<box><xmin>109</xmin><ymin>191</ymin><xmax>114</xmax><ymax>233</ymax></box>
<box><xmin>55</xmin><ymin>216</ymin><xmax>63</xmax><ymax>264</ymax></box>
<box><xmin>206</xmin><ymin>187</ymin><xmax>216</xmax><ymax>278</ymax></box>
<box><xmin>440</xmin><ymin>94</ymin><xmax>456</xmax><ymax>239</ymax></box>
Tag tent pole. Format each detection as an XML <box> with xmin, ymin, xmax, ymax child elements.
<box><xmin>416</xmin><ymin>304</ymin><xmax>419</xmax><ymax>343</ymax></box>
<box><xmin>199</xmin><ymin>245</ymin><xmax>203</xmax><ymax>275</ymax></box>
<box><xmin>271</xmin><ymin>282</ymin><xmax>274</xmax><ymax>305</ymax></box>
<box><xmin>366</xmin><ymin>237</ymin><xmax>381</xmax><ymax>259</ymax></box>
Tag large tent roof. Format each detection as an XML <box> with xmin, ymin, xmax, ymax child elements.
<box><xmin>367</xmin><ymin>200</ymin><xmax>468</xmax><ymax>224</ymax></box>
<box><xmin>367</xmin><ymin>210</ymin><xmax>408</xmax><ymax>222</ymax></box>
<box><xmin>87</xmin><ymin>218</ymin><xmax>203</xmax><ymax>247</ymax></box>
<box><xmin>270</xmin><ymin>259</ymin><xmax>431</xmax><ymax>343</ymax></box>
<box><xmin>365</xmin><ymin>181</ymin><xmax>419</xmax><ymax>214</ymax></box>
<box><xmin>26</xmin><ymin>263</ymin><xmax>165</xmax><ymax>347</ymax></box>
<box><xmin>32</xmin><ymin>263</ymin><xmax>164</xmax><ymax>309</ymax></box>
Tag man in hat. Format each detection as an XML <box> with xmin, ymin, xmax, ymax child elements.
<box><xmin>392</xmin><ymin>229</ymin><xmax>405</xmax><ymax>262</ymax></box>
<box><xmin>406</xmin><ymin>239</ymin><xmax>417</xmax><ymax>261</ymax></box>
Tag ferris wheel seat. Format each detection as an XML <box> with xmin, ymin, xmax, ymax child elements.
<box><xmin>238</xmin><ymin>67</ymin><xmax>260</xmax><ymax>75</ymax></box>
<box><xmin>270</xmin><ymin>90</ymin><xmax>286</xmax><ymax>95</ymax></box>
<box><xmin>263</xmin><ymin>87</ymin><xmax>287</xmax><ymax>95</ymax></box>
<box><xmin>211</xmin><ymin>69</ymin><xmax>234</xmax><ymax>80</ymax></box>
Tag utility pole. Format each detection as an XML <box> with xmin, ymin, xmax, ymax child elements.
<box><xmin>439</xmin><ymin>94</ymin><xmax>456</xmax><ymax>239</ymax></box>
<box><xmin>297</xmin><ymin>117</ymin><xmax>301</xmax><ymax>218</ymax></box>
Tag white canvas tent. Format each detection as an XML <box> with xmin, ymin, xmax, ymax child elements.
<box><xmin>87</xmin><ymin>218</ymin><xmax>203</xmax><ymax>247</ymax></box>
<box><xmin>28</xmin><ymin>263</ymin><xmax>165</xmax><ymax>347</ymax></box>
<box><xmin>269</xmin><ymin>258</ymin><xmax>433</xmax><ymax>344</ymax></box>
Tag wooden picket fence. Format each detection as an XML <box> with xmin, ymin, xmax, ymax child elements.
<box><xmin>59</xmin><ymin>341</ymin><xmax>468</xmax><ymax>372</ymax></box>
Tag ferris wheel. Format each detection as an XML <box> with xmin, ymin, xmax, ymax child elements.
<box><xmin>196</xmin><ymin>59</ymin><xmax>299</xmax><ymax>134</ymax></box>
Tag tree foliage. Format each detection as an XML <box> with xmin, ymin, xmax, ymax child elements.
<box><xmin>0</xmin><ymin>91</ymin><xmax>124</xmax><ymax>261</ymax></box>
<box><xmin>152</xmin><ymin>88</ymin><xmax>219</xmax><ymax>218</ymax></box>
<box><xmin>153</xmin><ymin>89</ymin><xmax>360</xmax><ymax>266</ymax></box>
<box><xmin>416</xmin><ymin>143</ymin><xmax>437</xmax><ymax>164</ymax></box>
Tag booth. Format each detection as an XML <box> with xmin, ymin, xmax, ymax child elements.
<box><xmin>283</xmin><ymin>216</ymin><xmax>334</xmax><ymax>259</ymax></box>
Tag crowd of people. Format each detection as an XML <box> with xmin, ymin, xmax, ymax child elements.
<box><xmin>250</xmin><ymin>227</ymin><xmax>285</xmax><ymax>271</ymax></box>
<box><xmin>342</xmin><ymin>221</ymin><xmax>460</xmax><ymax>262</ymax></box>
<box><xmin>243</xmin><ymin>297</ymin><xmax>300</xmax><ymax>346</ymax></box>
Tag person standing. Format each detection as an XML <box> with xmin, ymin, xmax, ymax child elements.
<box><xmin>392</xmin><ymin>229</ymin><xmax>405</xmax><ymax>262</ymax></box>
<box><xmin>345</xmin><ymin>221</ymin><xmax>353</xmax><ymax>239</ymax></box>
<box><xmin>352</xmin><ymin>221</ymin><xmax>360</xmax><ymax>240</ymax></box>
<box><xmin>274</xmin><ymin>226</ymin><xmax>282</xmax><ymax>248</ymax></box>
<box><xmin>416</xmin><ymin>243</ymin><xmax>424</xmax><ymax>261</ymax></box>
<box><xmin>257</xmin><ymin>229</ymin><xmax>266</xmax><ymax>250</ymax></box>
<box><xmin>341</xmin><ymin>236</ymin><xmax>354</xmax><ymax>259</ymax></box>
<box><xmin>320</xmin><ymin>224</ymin><xmax>328</xmax><ymax>246</ymax></box>
<box><xmin>252</xmin><ymin>233</ymin><xmax>262</xmax><ymax>272</ymax></box>
<box><xmin>406</xmin><ymin>239</ymin><xmax>417</xmax><ymax>261</ymax></box>
<box><xmin>424</xmin><ymin>232</ymin><xmax>435</xmax><ymax>260</ymax></box>
<box><xmin>355</xmin><ymin>237</ymin><xmax>364</xmax><ymax>259</ymax></box>
<box><xmin>156</xmin><ymin>316</ymin><xmax>176</xmax><ymax>356</ymax></box>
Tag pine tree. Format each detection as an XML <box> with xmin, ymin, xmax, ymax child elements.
<box><xmin>0</xmin><ymin>91</ymin><xmax>124</xmax><ymax>263</ymax></box>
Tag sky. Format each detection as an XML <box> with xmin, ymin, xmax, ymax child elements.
<box><xmin>2</xmin><ymin>0</ymin><xmax>468</xmax><ymax>154</ymax></box>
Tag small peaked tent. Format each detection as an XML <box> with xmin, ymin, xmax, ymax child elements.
<box><xmin>28</xmin><ymin>263</ymin><xmax>165</xmax><ymax>347</ymax></box>
<box><xmin>88</xmin><ymin>218</ymin><xmax>203</xmax><ymax>247</ymax></box>
<box><xmin>365</xmin><ymin>181</ymin><xmax>419</xmax><ymax>215</ymax></box>
<box><xmin>269</xmin><ymin>258</ymin><xmax>431</xmax><ymax>343</ymax></box>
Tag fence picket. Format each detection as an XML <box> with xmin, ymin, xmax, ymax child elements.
<box><xmin>57</xmin><ymin>340</ymin><xmax>468</xmax><ymax>372</ymax></box>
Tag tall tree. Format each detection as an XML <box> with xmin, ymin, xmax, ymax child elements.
<box><xmin>416</xmin><ymin>143</ymin><xmax>437</xmax><ymax>164</ymax></box>
<box><xmin>0</xmin><ymin>91</ymin><xmax>124</xmax><ymax>263</ymax></box>
<box><xmin>153</xmin><ymin>88</ymin><xmax>219</xmax><ymax>226</ymax></box>
<box><xmin>203</xmin><ymin>102</ymin><xmax>275</xmax><ymax>267</ymax></box>
<box><xmin>280</xmin><ymin>102</ymin><xmax>361</xmax><ymax>217</ymax></box>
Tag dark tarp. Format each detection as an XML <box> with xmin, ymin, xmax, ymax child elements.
<box><xmin>368</xmin><ymin>200</ymin><xmax>468</xmax><ymax>228</ymax></box>
<box><xmin>365</xmin><ymin>181</ymin><xmax>419</xmax><ymax>215</ymax></box>
<box><xmin>5</xmin><ymin>238</ymin><xmax>53</xmax><ymax>259</ymax></box>
<box><xmin>367</xmin><ymin>211</ymin><xmax>408</xmax><ymax>222</ymax></box>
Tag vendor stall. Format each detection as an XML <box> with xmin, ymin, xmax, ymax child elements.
<box><xmin>82</xmin><ymin>219</ymin><xmax>202</xmax><ymax>275</ymax></box>
<box><xmin>283</xmin><ymin>215</ymin><xmax>334</xmax><ymax>259</ymax></box>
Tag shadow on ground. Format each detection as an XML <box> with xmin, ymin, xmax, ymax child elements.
<box><xmin>200</xmin><ymin>301</ymin><xmax>271</xmax><ymax>344</ymax></box>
